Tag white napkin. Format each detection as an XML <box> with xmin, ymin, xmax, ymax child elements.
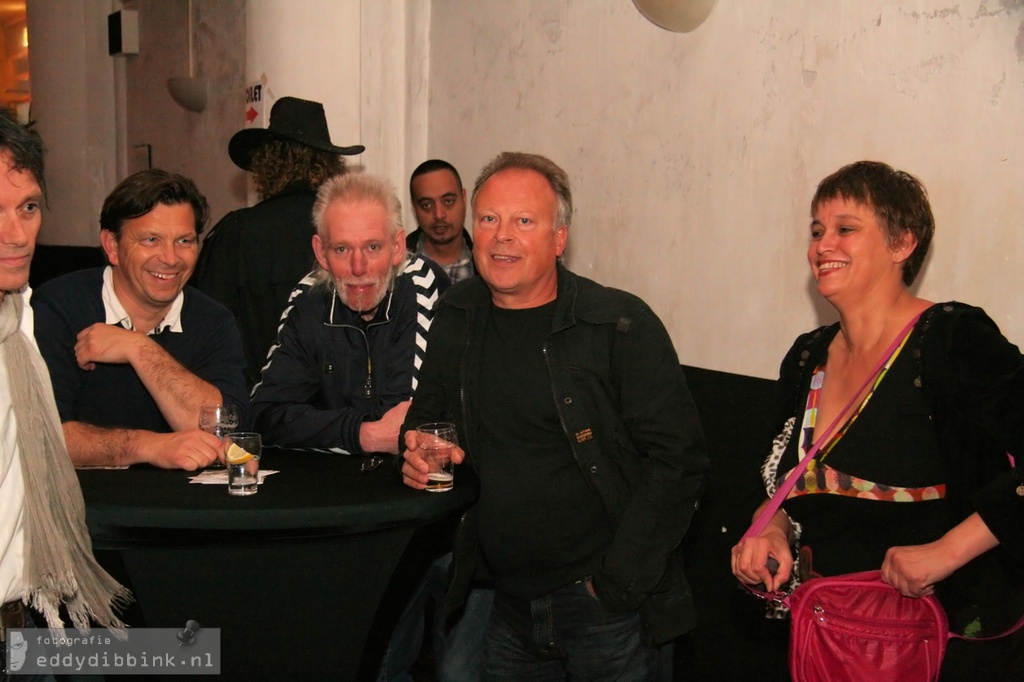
<box><xmin>188</xmin><ymin>469</ymin><xmax>279</xmax><ymax>484</ymax></box>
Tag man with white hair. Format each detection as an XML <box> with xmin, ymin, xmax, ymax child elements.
<box><xmin>251</xmin><ymin>172</ymin><xmax>448</xmax><ymax>454</ymax></box>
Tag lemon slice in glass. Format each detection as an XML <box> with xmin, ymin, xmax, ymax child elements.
<box><xmin>226</xmin><ymin>443</ymin><xmax>253</xmax><ymax>464</ymax></box>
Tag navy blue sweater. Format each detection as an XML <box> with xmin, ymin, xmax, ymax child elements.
<box><xmin>32</xmin><ymin>267</ymin><xmax>250</xmax><ymax>433</ymax></box>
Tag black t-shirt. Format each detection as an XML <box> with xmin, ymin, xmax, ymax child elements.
<box><xmin>472</xmin><ymin>301</ymin><xmax>613</xmax><ymax>599</ymax></box>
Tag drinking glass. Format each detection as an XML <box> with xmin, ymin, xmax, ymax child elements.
<box><xmin>199</xmin><ymin>404</ymin><xmax>240</xmax><ymax>467</ymax></box>
<box><xmin>225</xmin><ymin>432</ymin><xmax>261</xmax><ymax>496</ymax></box>
<box><xmin>416</xmin><ymin>422</ymin><xmax>457</xmax><ymax>492</ymax></box>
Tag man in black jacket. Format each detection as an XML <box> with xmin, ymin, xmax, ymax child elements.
<box><xmin>250</xmin><ymin>172</ymin><xmax>471</xmax><ymax>681</ymax></box>
<box><xmin>401</xmin><ymin>152</ymin><xmax>708</xmax><ymax>680</ymax></box>
<box><xmin>250</xmin><ymin>172</ymin><xmax>447</xmax><ymax>454</ymax></box>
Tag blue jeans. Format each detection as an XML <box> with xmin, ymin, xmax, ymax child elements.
<box><xmin>377</xmin><ymin>552</ymin><xmax>494</xmax><ymax>682</ymax></box>
<box><xmin>482</xmin><ymin>580</ymin><xmax>659</xmax><ymax>681</ymax></box>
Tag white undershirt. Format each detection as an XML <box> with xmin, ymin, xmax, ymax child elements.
<box><xmin>0</xmin><ymin>286</ymin><xmax>36</xmax><ymax>604</ymax></box>
<box><xmin>102</xmin><ymin>266</ymin><xmax>184</xmax><ymax>334</ymax></box>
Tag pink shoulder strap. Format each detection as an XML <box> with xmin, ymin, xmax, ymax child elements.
<box><xmin>742</xmin><ymin>314</ymin><xmax>921</xmax><ymax>540</ymax></box>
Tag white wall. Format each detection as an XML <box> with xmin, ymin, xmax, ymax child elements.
<box><xmin>27</xmin><ymin>0</ymin><xmax>117</xmax><ymax>247</ymax></box>
<box><xmin>246</xmin><ymin>0</ymin><xmax>363</xmax><ymax>168</ymax></box>
<box><xmin>25</xmin><ymin>1</ymin><xmax>1024</xmax><ymax>379</ymax></box>
<box><xmin>246</xmin><ymin>0</ymin><xmax>432</xmax><ymax>228</ymax></box>
<box><xmin>360</xmin><ymin>0</ymin><xmax>430</xmax><ymax>203</ymax></box>
<box><xmin>124</xmin><ymin>0</ymin><xmax>246</xmax><ymax>225</ymax></box>
<box><xmin>425</xmin><ymin>0</ymin><xmax>1024</xmax><ymax>378</ymax></box>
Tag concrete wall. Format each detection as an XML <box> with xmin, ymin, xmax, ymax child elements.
<box><xmin>24</xmin><ymin>0</ymin><xmax>1024</xmax><ymax>378</ymax></box>
<box><xmin>27</xmin><ymin>0</ymin><xmax>246</xmax><ymax>243</ymax></box>
<box><xmin>245</xmin><ymin>0</ymin><xmax>363</xmax><ymax>195</ymax></box>
<box><xmin>26</xmin><ymin>0</ymin><xmax>117</xmax><ymax>247</ymax></box>
<box><xmin>123</xmin><ymin>0</ymin><xmax>246</xmax><ymax>228</ymax></box>
<box><xmin>426</xmin><ymin>0</ymin><xmax>1024</xmax><ymax>378</ymax></box>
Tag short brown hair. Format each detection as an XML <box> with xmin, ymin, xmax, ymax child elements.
<box><xmin>812</xmin><ymin>161</ymin><xmax>934</xmax><ymax>286</ymax></box>
<box><xmin>0</xmin><ymin>108</ymin><xmax>44</xmax><ymax>196</ymax></box>
<box><xmin>100</xmin><ymin>169</ymin><xmax>209</xmax><ymax>238</ymax></box>
<box><xmin>472</xmin><ymin>152</ymin><xmax>572</xmax><ymax>229</ymax></box>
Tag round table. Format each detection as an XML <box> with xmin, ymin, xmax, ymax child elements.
<box><xmin>77</xmin><ymin>449</ymin><xmax>478</xmax><ymax>681</ymax></box>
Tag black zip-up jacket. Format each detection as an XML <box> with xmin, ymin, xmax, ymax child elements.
<box><xmin>402</xmin><ymin>265</ymin><xmax>709</xmax><ymax>644</ymax></box>
<box><xmin>252</xmin><ymin>256</ymin><xmax>448</xmax><ymax>453</ymax></box>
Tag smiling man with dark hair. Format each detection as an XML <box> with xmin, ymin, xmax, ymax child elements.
<box><xmin>406</xmin><ymin>159</ymin><xmax>475</xmax><ymax>284</ymax></box>
<box><xmin>32</xmin><ymin>169</ymin><xmax>249</xmax><ymax>470</ymax></box>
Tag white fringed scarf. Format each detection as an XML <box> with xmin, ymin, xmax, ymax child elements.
<box><xmin>2</xmin><ymin>291</ymin><xmax>130</xmax><ymax>629</ymax></box>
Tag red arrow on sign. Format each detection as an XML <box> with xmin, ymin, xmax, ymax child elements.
<box><xmin>245</xmin><ymin>106</ymin><xmax>259</xmax><ymax>124</ymax></box>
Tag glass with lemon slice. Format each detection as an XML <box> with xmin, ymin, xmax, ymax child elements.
<box><xmin>225</xmin><ymin>432</ymin><xmax>262</xmax><ymax>496</ymax></box>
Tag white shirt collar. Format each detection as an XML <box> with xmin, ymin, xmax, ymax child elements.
<box><xmin>101</xmin><ymin>266</ymin><xmax>184</xmax><ymax>334</ymax></box>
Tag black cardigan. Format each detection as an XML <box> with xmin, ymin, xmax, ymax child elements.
<box><xmin>770</xmin><ymin>301</ymin><xmax>1024</xmax><ymax>633</ymax></box>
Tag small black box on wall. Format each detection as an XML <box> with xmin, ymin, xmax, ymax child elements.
<box><xmin>108</xmin><ymin>10</ymin><xmax>139</xmax><ymax>56</ymax></box>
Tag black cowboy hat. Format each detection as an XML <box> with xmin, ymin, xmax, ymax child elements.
<box><xmin>228</xmin><ymin>96</ymin><xmax>365</xmax><ymax>171</ymax></box>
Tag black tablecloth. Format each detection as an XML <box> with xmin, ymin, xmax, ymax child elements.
<box><xmin>76</xmin><ymin>449</ymin><xmax>478</xmax><ymax>681</ymax></box>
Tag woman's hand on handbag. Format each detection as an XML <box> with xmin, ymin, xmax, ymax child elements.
<box><xmin>881</xmin><ymin>543</ymin><xmax>944</xmax><ymax>598</ymax></box>
<box><xmin>882</xmin><ymin>512</ymin><xmax>1000</xmax><ymax>598</ymax></box>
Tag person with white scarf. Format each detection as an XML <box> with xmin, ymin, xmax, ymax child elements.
<box><xmin>0</xmin><ymin>109</ymin><xmax>128</xmax><ymax>666</ymax></box>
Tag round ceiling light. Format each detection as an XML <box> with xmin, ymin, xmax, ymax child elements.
<box><xmin>632</xmin><ymin>0</ymin><xmax>718</xmax><ymax>33</ymax></box>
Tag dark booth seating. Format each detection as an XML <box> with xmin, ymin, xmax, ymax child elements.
<box><xmin>675</xmin><ymin>364</ymin><xmax>790</xmax><ymax>679</ymax></box>
<box><xmin>29</xmin><ymin>244</ymin><xmax>107</xmax><ymax>289</ymax></box>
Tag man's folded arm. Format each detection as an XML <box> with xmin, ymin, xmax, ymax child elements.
<box><xmin>128</xmin><ymin>336</ymin><xmax>222</xmax><ymax>431</ymax></box>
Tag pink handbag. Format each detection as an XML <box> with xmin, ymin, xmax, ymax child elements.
<box><xmin>786</xmin><ymin>570</ymin><xmax>948</xmax><ymax>682</ymax></box>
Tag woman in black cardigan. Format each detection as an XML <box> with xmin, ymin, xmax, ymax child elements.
<box><xmin>731</xmin><ymin>161</ymin><xmax>1024</xmax><ymax>678</ymax></box>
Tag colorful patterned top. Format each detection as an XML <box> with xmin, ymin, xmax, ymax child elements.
<box><xmin>787</xmin><ymin>327</ymin><xmax>947</xmax><ymax>502</ymax></box>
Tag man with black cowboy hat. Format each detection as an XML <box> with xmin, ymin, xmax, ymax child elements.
<box><xmin>193</xmin><ymin>96</ymin><xmax>364</xmax><ymax>387</ymax></box>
